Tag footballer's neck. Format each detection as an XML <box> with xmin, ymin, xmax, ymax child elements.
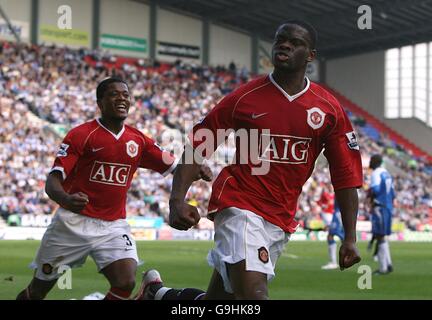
<box><xmin>272</xmin><ymin>68</ymin><xmax>307</xmax><ymax>96</ymax></box>
<box><xmin>99</xmin><ymin>117</ymin><xmax>125</xmax><ymax>135</ymax></box>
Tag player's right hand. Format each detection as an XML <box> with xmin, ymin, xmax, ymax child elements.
<box><xmin>339</xmin><ymin>241</ymin><xmax>361</xmax><ymax>271</ymax></box>
<box><xmin>61</xmin><ymin>192</ymin><xmax>89</xmax><ymax>213</ymax></box>
<box><xmin>169</xmin><ymin>201</ymin><xmax>201</xmax><ymax>230</ymax></box>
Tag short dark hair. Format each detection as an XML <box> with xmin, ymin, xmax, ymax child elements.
<box><xmin>278</xmin><ymin>20</ymin><xmax>317</xmax><ymax>49</ymax></box>
<box><xmin>370</xmin><ymin>154</ymin><xmax>383</xmax><ymax>169</ymax></box>
<box><xmin>96</xmin><ymin>77</ymin><xmax>128</xmax><ymax>101</ymax></box>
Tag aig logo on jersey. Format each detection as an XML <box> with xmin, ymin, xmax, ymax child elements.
<box><xmin>259</xmin><ymin>133</ymin><xmax>312</xmax><ymax>164</ymax></box>
<box><xmin>306</xmin><ymin>107</ymin><xmax>326</xmax><ymax>130</ymax></box>
<box><xmin>126</xmin><ymin>140</ymin><xmax>139</xmax><ymax>158</ymax></box>
<box><xmin>346</xmin><ymin>131</ymin><xmax>360</xmax><ymax>150</ymax></box>
<box><xmin>90</xmin><ymin>161</ymin><xmax>131</xmax><ymax>186</ymax></box>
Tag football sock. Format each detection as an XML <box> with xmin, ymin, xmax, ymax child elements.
<box><xmin>156</xmin><ymin>287</ymin><xmax>206</xmax><ymax>300</ymax></box>
<box><xmin>378</xmin><ymin>241</ymin><xmax>388</xmax><ymax>273</ymax></box>
<box><xmin>104</xmin><ymin>287</ymin><xmax>132</xmax><ymax>300</ymax></box>
<box><xmin>328</xmin><ymin>239</ymin><xmax>337</xmax><ymax>264</ymax></box>
<box><xmin>382</xmin><ymin>241</ymin><xmax>392</xmax><ymax>266</ymax></box>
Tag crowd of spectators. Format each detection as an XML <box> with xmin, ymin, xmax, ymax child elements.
<box><xmin>1</xmin><ymin>41</ymin><xmax>430</xmax><ymax>231</ymax></box>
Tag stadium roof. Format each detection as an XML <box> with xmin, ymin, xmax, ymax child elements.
<box><xmin>140</xmin><ymin>0</ymin><xmax>432</xmax><ymax>59</ymax></box>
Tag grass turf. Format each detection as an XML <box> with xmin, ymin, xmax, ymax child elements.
<box><xmin>0</xmin><ymin>240</ymin><xmax>431</xmax><ymax>300</ymax></box>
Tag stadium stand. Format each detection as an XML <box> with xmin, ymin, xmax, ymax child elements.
<box><xmin>1</xmin><ymin>40</ymin><xmax>431</xmax><ymax>232</ymax></box>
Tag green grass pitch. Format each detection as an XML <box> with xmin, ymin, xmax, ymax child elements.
<box><xmin>0</xmin><ymin>241</ymin><xmax>431</xmax><ymax>300</ymax></box>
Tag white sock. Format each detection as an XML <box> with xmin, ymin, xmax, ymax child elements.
<box><xmin>154</xmin><ymin>287</ymin><xmax>172</xmax><ymax>300</ymax></box>
<box><xmin>378</xmin><ymin>242</ymin><xmax>388</xmax><ymax>273</ymax></box>
<box><xmin>329</xmin><ymin>243</ymin><xmax>337</xmax><ymax>264</ymax></box>
<box><xmin>383</xmin><ymin>241</ymin><xmax>392</xmax><ymax>266</ymax></box>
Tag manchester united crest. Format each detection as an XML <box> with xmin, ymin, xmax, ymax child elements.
<box><xmin>126</xmin><ymin>140</ymin><xmax>139</xmax><ymax>158</ymax></box>
<box><xmin>306</xmin><ymin>107</ymin><xmax>326</xmax><ymax>130</ymax></box>
<box><xmin>258</xmin><ymin>247</ymin><xmax>269</xmax><ymax>264</ymax></box>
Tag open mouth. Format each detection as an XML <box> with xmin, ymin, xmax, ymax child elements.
<box><xmin>116</xmin><ymin>104</ymin><xmax>128</xmax><ymax>113</ymax></box>
<box><xmin>276</xmin><ymin>52</ymin><xmax>291</xmax><ymax>61</ymax></box>
<box><xmin>116</xmin><ymin>104</ymin><xmax>128</xmax><ymax>112</ymax></box>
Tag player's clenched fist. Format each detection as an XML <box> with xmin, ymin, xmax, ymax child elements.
<box><xmin>60</xmin><ymin>192</ymin><xmax>89</xmax><ymax>213</ymax></box>
<box><xmin>197</xmin><ymin>165</ymin><xmax>213</xmax><ymax>182</ymax></box>
<box><xmin>169</xmin><ymin>201</ymin><xmax>201</xmax><ymax>230</ymax></box>
<box><xmin>339</xmin><ymin>241</ymin><xmax>361</xmax><ymax>271</ymax></box>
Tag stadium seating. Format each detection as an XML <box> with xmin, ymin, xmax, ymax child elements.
<box><xmin>1</xmin><ymin>41</ymin><xmax>430</xmax><ymax>232</ymax></box>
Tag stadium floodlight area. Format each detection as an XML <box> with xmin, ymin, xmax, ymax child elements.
<box><xmin>385</xmin><ymin>42</ymin><xmax>432</xmax><ymax>127</ymax></box>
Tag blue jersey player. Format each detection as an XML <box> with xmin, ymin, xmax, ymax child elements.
<box><xmin>322</xmin><ymin>201</ymin><xmax>345</xmax><ymax>269</ymax></box>
<box><xmin>369</xmin><ymin>154</ymin><xmax>395</xmax><ymax>274</ymax></box>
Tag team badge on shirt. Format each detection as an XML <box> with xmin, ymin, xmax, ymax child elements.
<box><xmin>126</xmin><ymin>140</ymin><xmax>139</xmax><ymax>158</ymax></box>
<box><xmin>306</xmin><ymin>107</ymin><xmax>326</xmax><ymax>130</ymax></box>
<box><xmin>258</xmin><ymin>247</ymin><xmax>269</xmax><ymax>264</ymax></box>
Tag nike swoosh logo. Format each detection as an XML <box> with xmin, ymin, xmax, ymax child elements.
<box><xmin>251</xmin><ymin>112</ymin><xmax>268</xmax><ymax>119</ymax></box>
<box><xmin>92</xmin><ymin>147</ymin><xmax>104</xmax><ymax>152</ymax></box>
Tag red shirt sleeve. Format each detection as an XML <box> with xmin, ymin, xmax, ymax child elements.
<box><xmin>188</xmin><ymin>91</ymin><xmax>237</xmax><ymax>159</ymax></box>
<box><xmin>51</xmin><ymin>129</ymin><xmax>84</xmax><ymax>179</ymax></box>
<box><xmin>323</xmin><ymin>103</ymin><xmax>363</xmax><ymax>190</ymax></box>
<box><xmin>139</xmin><ymin>135</ymin><xmax>177</xmax><ymax>176</ymax></box>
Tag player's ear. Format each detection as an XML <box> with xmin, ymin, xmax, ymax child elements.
<box><xmin>307</xmin><ymin>49</ymin><xmax>316</xmax><ymax>62</ymax></box>
<box><xmin>96</xmin><ymin>99</ymin><xmax>103</xmax><ymax>111</ymax></box>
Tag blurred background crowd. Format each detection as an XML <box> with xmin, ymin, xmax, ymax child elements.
<box><xmin>1</xmin><ymin>41</ymin><xmax>431</xmax><ymax>231</ymax></box>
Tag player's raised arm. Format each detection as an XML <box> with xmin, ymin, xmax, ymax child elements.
<box><xmin>335</xmin><ymin>188</ymin><xmax>361</xmax><ymax>270</ymax></box>
<box><xmin>169</xmin><ymin>90</ymin><xmax>236</xmax><ymax>230</ymax></box>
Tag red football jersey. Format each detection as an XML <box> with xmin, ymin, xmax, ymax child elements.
<box><xmin>190</xmin><ymin>74</ymin><xmax>363</xmax><ymax>233</ymax></box>
<box><xmin>51</xmin><ymin>119</ymin><xmax>177</xmax><ymax>221</ymax></box>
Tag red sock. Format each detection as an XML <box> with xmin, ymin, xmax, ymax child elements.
<box><xmin>104</xmin><ymin>287</ymin><xmax>131</xmax><ymax>300</ymax></box>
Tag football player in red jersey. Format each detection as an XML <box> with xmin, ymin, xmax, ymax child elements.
<box><xmin>138</xmin><ymin>20</ymin><xmax>362</xmax><ymax>300</ymax></box>
<box><xmin>16</xmin><ymin>78</ymin><xmax>211</xmax><ymax>300</ymax></box>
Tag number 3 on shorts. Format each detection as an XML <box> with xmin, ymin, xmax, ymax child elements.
<box><xmin>122</xmin><ymin>234</ymin><xmax>133</xmax><ymax>246</ymax></box>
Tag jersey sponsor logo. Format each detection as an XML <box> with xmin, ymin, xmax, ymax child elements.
<box><xmin>345</xmin><ymin>131</ymin><xmax>360</xmax><ymax>150</ymax></box>
<box><xmin>258</xmin><ymin>247</ymin><xmax>269</xmax><ymax>264</ymax></box>
<box><xmin>89</xmin><ymin>161</ymin><xmax>131</xmax><ymax>186</ymax></box>
<box><xmin>251</xmin><ymin>112</ymin><xmax>269</xmax><ymax>119</ymax></box>
<box><xmin>56</xmin><ymin>143</ymin><xmax>70</xmax><ymax>157</ymax></box>
<box><xmin>306</xmin><ymin>107</ymin><xmax>326</xmax><ymax>129</ymax></box>
<box><xmin>126</xmin><ymin>140</ymin><xmax>139</xmax><ymax>158</ymax></box>
<box><xmin>259</xmin><ymin>133</ymin><xmax>312</xmax><ymax>164</ymax></box>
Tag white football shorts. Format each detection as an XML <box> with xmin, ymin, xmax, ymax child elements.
<box><xmin>207</xmin><ymin>207</ymin><xmax>290</xmax><ymax>293</ymax></box>
<box><xmin>31</xmin><ymin>207</ymin><xmax>139</xmax><ymax>281</ymax></box>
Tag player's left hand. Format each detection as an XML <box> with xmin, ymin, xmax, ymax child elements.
<box><xmin>195</xmin><ymin>164</ymin><xmax>213</xmax><ymax>182</ymax></box>
<box><xmin>339</xmin><ymin>241</ymin><xmax>361</xmax><ymax>271</ymax></box>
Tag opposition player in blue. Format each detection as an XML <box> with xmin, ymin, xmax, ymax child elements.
<box><xmin>321</xmin><ymin>201</ymin><xmax>345</xmax><ymax>269</ymax></box>
<box><xmin>368</xmin><ymin>154</ymin><xmax>395</xmax><ymax>275</ymax></box>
